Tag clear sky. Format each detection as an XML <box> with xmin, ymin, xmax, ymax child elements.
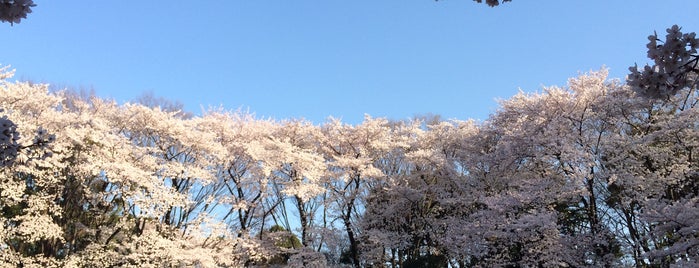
<box><xmin>2</xmin><ymin>1</ymin><xmax>698</xmax><ymax>124</ymax></box>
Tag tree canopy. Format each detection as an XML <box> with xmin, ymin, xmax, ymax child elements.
<box><xmin>0</xmin><ymin>23</ymin><xmax>696</xmax><ymax>268</ymax></box>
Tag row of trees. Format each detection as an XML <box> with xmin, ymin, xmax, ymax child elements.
<box><xmin>0</xmin><ymin>26</ymin><xmax>697</xmax><ymax>267</ymax></box>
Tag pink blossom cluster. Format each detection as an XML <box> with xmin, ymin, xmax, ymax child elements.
<box><xmin>0</xmin><ymin>0</ymin><xmax>35</xmax><ymax>25</ymax></box>
<box><xmin>628</xmin><ymin>25</ymin><xmax>698</xmax><ymax>99</ymax></box>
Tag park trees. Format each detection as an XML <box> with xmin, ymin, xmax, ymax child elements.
<box><xmin>0</xmin><ymin>25</ymin><xmax>697</xmax><ymax>267</ymax></box>
<box><xmin>0</xmin><ymin>68</ymin><xmax>256</xmax><ymax>267</ymax></box>
<box><xmin>0</xmin><ymin>66</ymin><xmax>696</xmax><ymax>266</ymax></box>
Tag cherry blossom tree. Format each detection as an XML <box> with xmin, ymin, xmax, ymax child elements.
<box><xmin>319</xmin><ymin>115</ymin><xmax>394</xmax><ymax>267</ymax></box>
<box><xmin>479</xmin><ymin>70</ymin><xmax>628</xmax><ymax>266</ymax></box>
<box><xmin>197</xmin><ymin>110</ymin><xmax>274</xmax><ymax>236</ymax></box>
<box><xmin>0</xmin><ymin>68</ymin><xmax>65</xmax><ymax>266</ymax></box>
<box><xmin>361</xmin><ymin>118</ymin><xmax>466</xmax><ymax>267</ymax></box>
<box><xmin>269</xmin><ymin>120</ymin><xmax>326</xmax><ymax>248</ymax></box>
<box><xmin>620</xmin><ymin>25</ymin><xmax>699</xmax><ymax>266</ymax></box>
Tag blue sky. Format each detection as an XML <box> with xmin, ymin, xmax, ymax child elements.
<box><xmin>2</xmin><ymin>1</ymin><xmax>698</xmax><ymax>124</ymax></box>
